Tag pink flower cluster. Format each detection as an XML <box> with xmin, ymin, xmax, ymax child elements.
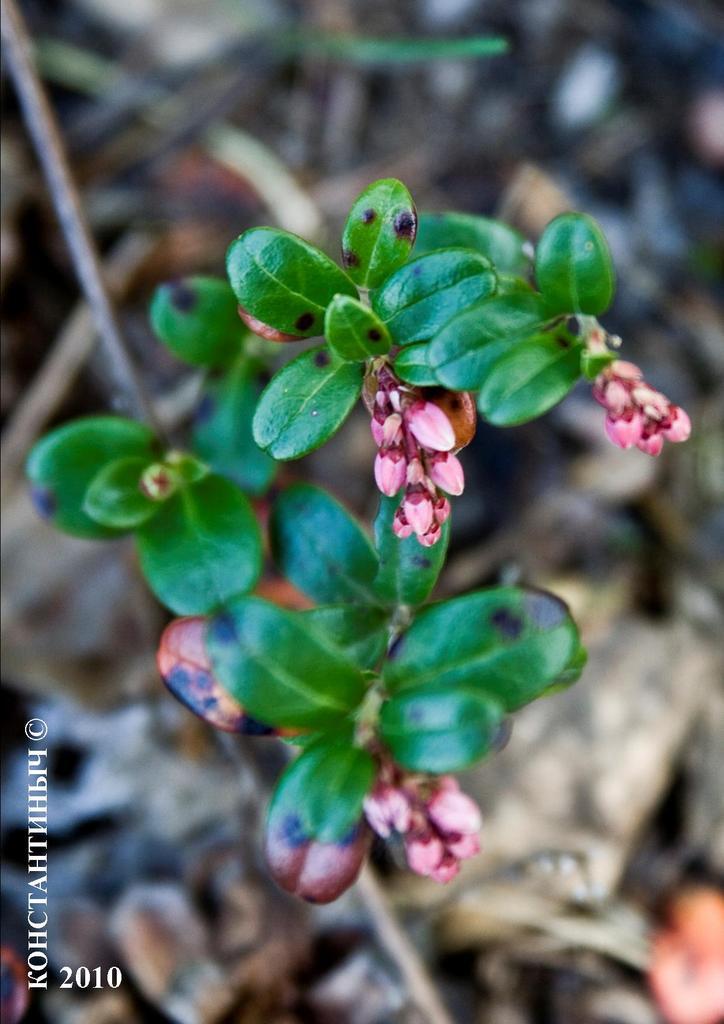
<box><xmin>364</xmin><ymin>771</ymin><xmax>481</xmax><ymax>883</ymax></box>
<box><xmin>593</xmin><ymin>360</ymin><xmax>691</xmax><ymax>456</ymax></box>
<box><xmin>370</xmin><ymin>367</ymin><xmax>464</xmax><ymax>547</ymax></box>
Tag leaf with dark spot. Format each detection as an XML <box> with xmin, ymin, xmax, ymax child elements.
<box><xmin>341</xmin><ymin>178</ymin><xmax>418</xmax><ymax>288</ymax></box>
<box><xmin>324</xmin><ymin>295</ymin><xmax>391</xmax><ymax>362</ymax></box>
<box><xmin>383</xmin><ymin>586</ymin><xmax>581</xmax><ymax>711</ymax></box>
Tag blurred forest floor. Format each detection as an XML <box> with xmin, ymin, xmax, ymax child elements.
<box><xmin>1</xmin><ymin>1</ymin><xmax>723</xmax><ymax>1022</ymax></box>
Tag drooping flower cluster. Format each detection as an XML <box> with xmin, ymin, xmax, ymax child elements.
<box><xmin>593</xmin><ymin>359</ymin><xmax>691</xmax><ymax>456</ymax></box>
<box><xmin>370</xmin><ymin>365</ymin><xmax>466</xmax><ymax>547</ymax></box>
<box><xmin>364</xmin><ymin>767</ymin><xmax>482</xmax><ymax>883</ymax></box>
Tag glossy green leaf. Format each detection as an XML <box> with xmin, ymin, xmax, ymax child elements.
<box><xmin>477</xmin><ymin>334</ymin><xmax>582</xmax><ymax>426</ymax></box>
<box><xmin>270</xmin><ymin>484</ymin><xmax>379</xmax><ymax>604</ymax></box>
<box><xmin>373</xmin><ymin>495</ymin><xmax>449</xmax><ymax>607</ymax></box>
<box><xmin>542</xmin><ymin>643</ymin><xmax>588</xmax><ymax>695</ymax></box>
<box><xmin>428</xmin><ymin>291</ymin><xmax>550</xmax><ymax>390</ymax></box>
<box><xmin>340</xmin><ymin>178</ymin><xmax>417</xmax><ymax>288</ymax></box>
<box><xmin>324</xmin><ymin>294</ymin><xmax>391</xmax><ymax>361</ymax></box>
<box><xmin>26</xmin><ymin>416</ymin><xmax>158</xmax><ymax>539</ymax></box>
<box><xmin>392</xmin><ymin>342</ymin><xmax>440</xmax><ymax>386</ymax></box>
<box><xmin>82</xmin><ymin>455</ymin><xmax>159</xmax><ymax>529</ymax></box>
<box><xmin>383</xmin><ymin>586</ymin><xmax>580</xmax><ymax>711</ymax></box>
<box><xmin>380</xmin><ymin>685</ymin><xmax>505</xmax><ymax>773</ymax></box>
<box><xmin>252</xmin><ymin>345</ymin><xmax>362</xmax><ymax>460</ymax></box>
<box><xmin>301</xmin><ymin>606</ymin><xmax>389</xmax><ymax>671</ymax></box>
<box><xmin>207</xmin><ymin>596</ymin><xmax>367</xmax><ymax>728</ymax></box>
<box><xmin>150</xmin><ymin>276</ymin><xmax>243</xmax><ymax>367</ymax></box>
<box><xmin>135</xmin><ymin>474</ymin><xmax>262</xmax><ymax>614</ymax></box>
<box><xmin>416</xmin><ymin>212</ymin><xmax>530</xmax><ymax>274</ymax></box>
<box><xmin>580</xmin><ymin>347</ymin><xmax>616</xmax><ymax>381</ymax></box>
<box><xmin>371</xmin><ymin>247</ymin><xmax>497</xmax><ymax>346</ymax></box>
<box><xmin>535</xmin><ymin>212</ymin><xmax>615</xmax><ymax>316</ymax></box>
<box><xmin>192</xmin><ymin>355</ymin><xmax>276</xmax><ymax>496</ymax></box>
<box><xmin>268</xmin><ymin>737</ymin><xmax>375</xmax><ymax>843</ymax></box>
<box><xmin>226</xmin><ymin>227</ymin><xmax>356</xmax><ymax>337</ymax></box>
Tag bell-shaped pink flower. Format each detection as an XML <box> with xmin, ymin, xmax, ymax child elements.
<box><xmin>662</xmin><ymin>406</ymin><xmax>691</xmax><ymax>442</ymax></box>
<box><xmin>434</xmin><ymin>496</ymin><xmax>451</xmax><ymax>524</ymax></box>
<box><xmin>430</xmin><ymin>853</ymin><xmax>460</xmax><ymax>884</ymax></box>
<box><xmin>636</xmin><ymin>432</ymin><xmax>664</xmax><ymax>456</ymax></box>
<box><xmin>603</xmin><ymin>380</ymin><xmax>630</xmax><ymax>416</ymax></box>
<box><xmin>418</xmin><ymin>523</ymin><xmax>442</xmax><ymax>547</ymax></box>
<box><xmin>363</xmin><ymin>785</ymin><xmax>412</xmax><ymax>839</ymax></box>
<box><xmin>427</xmin><ymin>787</ymin><xmax>482</xmax><ymax>837</ymax></box>
<box><xmin>406</xmin><ymin>457</ymin><xmax>425</xmax><ymax>486</ymax></box>
<box><xmin>374</xmin><ymin>448</ymin><xmax>407</xmax><ymax>496</ymax></box>
<box><xmin>403</xmin><ymin>490</ymin><xmax>434</xmax><ymax>536</ymax></box>
<box><xmin>447</xmin><ymin>833</ymin><xmax>480</xmax><ymax>860</ymax></box>
<box><xmin>428</xmin><ymin>452</ymin><xmax>465</xmax><ymax>495</ymax></box>
<box><xmin>406</xmin><ymin>401</ymin><xmax>455</xmax><ymax>452</ymax></box>
<box><xmin>370</xmin><ymin>417</ymin><xmax>385</xmax><ymax>446</ymax></box>
<box><xmin>405</xmin><ymin>833</ymin><xmax>444</xmax><ymax>877</ymax></box>
<box><xmin>382</xmin><ymin>413</ymin><xmax>403</xmax><ymax>446</ymax></box>
<box><xmin>605</xmin><ymin>412</ymin><xmax>644</xmax><ymax>449</ymax></box>
<box><xmin>392</xmin><ymin>510</ymin><xmax>414</xmax><ymax>539</ymax></box>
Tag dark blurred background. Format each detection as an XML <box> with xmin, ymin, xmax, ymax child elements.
<box><xmin>2</xmin><ymin>1</ymin><xmax>723</xmax><ymax>1022</ymax></box>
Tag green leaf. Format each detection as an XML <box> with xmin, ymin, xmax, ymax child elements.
<box><xmin>301</xmin><ymin>605</ymin><xmax>390</xmax><ymax>670</ymax></box>
<box><xmin>82</xmin><ymin>455</ymin><xmax>159</xmax><ymax>529</ymax></box>
<box><xmin>324</xmin><ymin>294</ymin><xmax>391</xmax><ymax>361</ymax></box>
<box><xmin>207</xmin><ymin>596</ymin><xmax>368</xmax><ymax>729</ymax></box>
<box><xmin>270</xmin><ymin>484</ymin><xmax>379</xmax><ymax>604</ymax></box>
<box><xmin>26</xmin><ymin>416</ymin><xmax>157</xmax><ymax>539</ymax></box>
<box><xmin>542</xmin><ymin>643</ymin><xmax>588</xmax><ymax>695</ymax></box>
<box><xmin>135</xmin><ymin>474</ymin><xmax>262</xmax><ymax>614</ymax></box>
<box><xmin>252</xmin><ymin>346</ymin><xmax>362</xmax><ymax>460</ymax></box>
<box><xmin>380</xmin><ymin>685</ymin><xmax>504</xmax><ymax>773</ymax></box>
<box><xmin>340</xmin><ymin>178</ymin><xmax>417</xmax><ymax>288</ymax></box>
<box><xmin>373</xmin><ymin>495</ymin><xmax>449</xmax><ymax>607</ymax></box>
<box><xmin>371</xmin><ymin>247</ymin><xmax>497</xmax><ymax>346</ymax></box>
<box><xmin>392</xmin><ymin>342</ymin><xmax>441</xmax><ymax>386</ymax></box>
<box><xmin>580</xmin><ymin>347</ymin><xmax>615</xmax><ymax>381</ymax></box>
<box><xmin>535</xmin><ymin>212</ymin><xmax>615</xmax><ymax>316</ymax></box>
<box><xmin>226</xmin><ymin>227</ymin><xmax>356</xmax><ymax>337</ymax></box>
<box><xmin>477</xmin><ymin>334</ymin><xmax>582</xmax><ymax>426</ymax></box>
<box><xmin>416</xmin><ymin>212</ymin><xmax>530</xmax><ymax>275</ymax></box>
<box><xmin>192</xmin><ymin>355</ymin><xmax>277</xmax><ymax>496</ymax></box>
<box><xmin>383</xmin><ymin>586</ymin><xmax>580</xmax><ymax>712</ymax></box>
<box><xmin>428</xmin><ymin>291</ymin><xmax>550</xmax><ymax>390</ymax></box>
<box><xmin>287</xmin><ymin>32</ymin><xmax>508</xmax><ymax>64</ymax></box>
<box><xmin>268</xmin><ymin>737</ymin><xmax>375</xmax><ymax>843</ymax></box>
<box><xmin>150</xmin><ymin>276</ymin><xmax>244</xmax><ymax>367</ymax></box>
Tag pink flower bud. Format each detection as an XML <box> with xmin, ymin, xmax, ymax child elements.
<box><xmin>382</xmin><ymin>413</ymin><xmax>403</xmax><ymax>446</ymax></box>
<box><xmin>447</xmin><ymin>833</ymin><xmax>481</xmax><ymax>860</ymax></box>
<box><xmin>374</xmin><ymin>449</ymin><xmax>407</xmax><ymax>497</ymax></box>
<box><xmin>407</xmin><ymin>401</ymin><xmax>456</xmax><ymax>452</ymax></box>
<box><xmin>428</xmin><ymin>452</ymin><xmax>465</xmax><ymax>495</ymax></box>
<box><xmin>604</xmin><ymin>380</ymin><xmax>630</xmax><ymax>416</ymax></box>
<box><xmin>403</xmin><ymin>491</ymin><xmax>434</xmax><ymax>536</ymax></box>
<box><xmin>364</xmin><ymin>785</ymin><xmax>412</xmax><ymax>838</ymax></box>
<box><xmin>663</xmin><ymin>406</ymin><xmax>691</xmax><ymax>443</ymax></box>
<box><xmin>612</xmin><ymin>360</ymin><xmax>643</xmax><ymax>381</ymax></box>
<box><xmin>429</xmin><ymin>853</ymin><xmax>461</xmax><ymax>884</ymax></box>
<box><xmin>636</xmin><ymin>432</ymin><xmax>664</xmax><ymax>456</ymax></box>
<box><xmin>393</xmin><ymin>511</ymin><xmax>414</xmax><ymax>539</ymax></box>
<box><xmin>434</xmin><ymin>496</ymin><xmax>451</xmax><ymax>524</ymax></box>
<box><xmin>405</xmin><ymin>833</ymin><xmax>445</xmax><ymax>877</ymax></box>
<box><xmin>370</xmin><ymin>417</ymin><xmax>385</xmax><ymax>446</ymax></box>
<box><xmin>406</xmin><ymin>457</ymin><xmax>425</xmax><ymax>486</ymax></box>
<box><xmin>418</xmin><ymin>523</ymin><xmax>442</xmax><ymax>547</ymax></box>
<box><xmin>427</xmin><ymin>788</ymin><xmax>482</xmax><ymax>837</ymax></box>
<box><xmin>605</xmin><ymin>412</ymin><xmax>644</xmax><ymax>449</ymax></box>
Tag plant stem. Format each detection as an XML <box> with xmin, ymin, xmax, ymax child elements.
<box><xmin>0</xmin><ymin>0</ymin><xmax>166</xmax><ymax>440</ymax></box>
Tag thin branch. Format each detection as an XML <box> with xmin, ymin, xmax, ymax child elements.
<box><xmin>0</xmin><ymin>0</ymin><xmax>165</xmax><ymax>439</ymax></box>
<box><xmin>356</xmin><ymin>865</ymin><xmax>456</xmax><ymax>1024</ymax></box>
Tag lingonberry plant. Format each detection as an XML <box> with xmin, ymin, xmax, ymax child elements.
<box><xmin>26</xmin><ymin>178</ymin><xmax>690</xmax><ymax>903</ymax></box>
